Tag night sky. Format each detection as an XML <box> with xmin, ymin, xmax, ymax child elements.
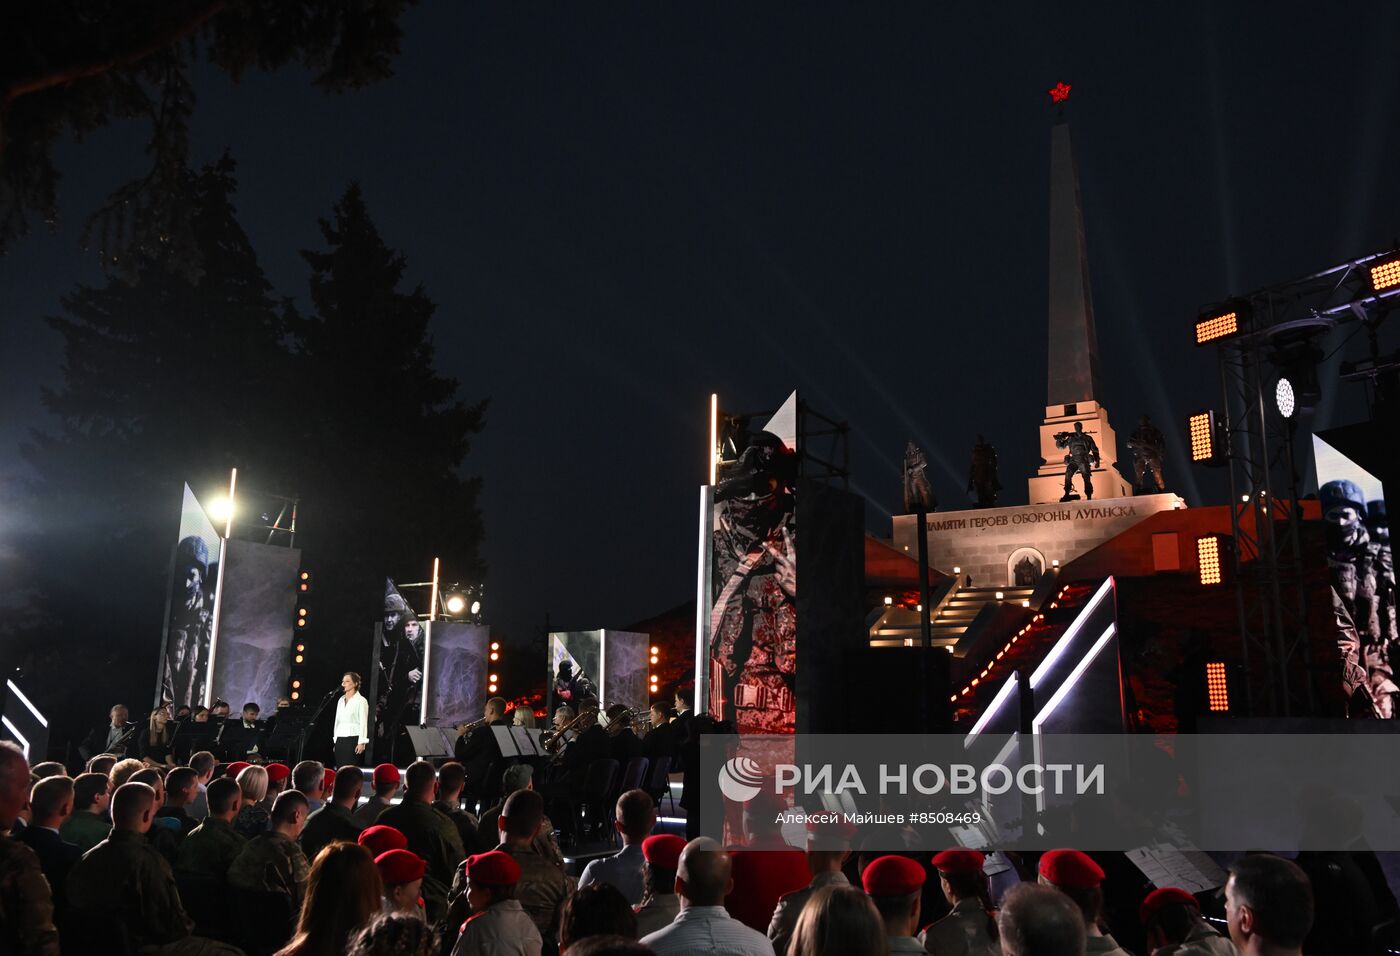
<box><xmin>3</xmin><ymin>3</ymin><xmax>1398</xmax><ymax>647</ymax></box>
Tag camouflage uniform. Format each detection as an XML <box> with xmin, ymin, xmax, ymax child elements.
<box><xmin>376</xmin><ymin>799</ymin><xmax>465</xmax><ymax>923</ymax></box>
<box><xmin>0</xmin><ymin>835</ymin><xmax>60</xmax><ymax>955</ymax></box>
<box><xmin>918</xmin><ymin>897</ymin><xmax>1001</xmax><ymax>956</ymax></box>
<box><xmin>227</xmin><ymin>830</ymin><xmax>309</xmax><ymax>912</ymax></box>
<box><xmin>175</xmin><ymin>816</ymin><xmax>248</xmax><ymax>884</ymax></box>
<box><xmin>450</xmin><ymin>842</ymin><xmax>571</xmax><ymax>945</ymax></box>
<box><xmin>66</xmin><ymin>829</ymin><xmax>194</xmax><ymax>946</ymax></box>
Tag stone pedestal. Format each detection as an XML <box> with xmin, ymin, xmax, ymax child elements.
<box><xmin>1027</xmin><ymin>399</ymin><xmax>1132</xmax><ymax>504</ymax></box>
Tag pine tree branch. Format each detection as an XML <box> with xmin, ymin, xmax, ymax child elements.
<box><xmin>2</xmin><ymin>1</ymin><xmax>227</xmax><ymax>107</ymax></box>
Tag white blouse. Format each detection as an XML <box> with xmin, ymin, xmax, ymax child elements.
<box><xmin>334</xmin><ymin>692</ymin><xmax>370</xmax><ymax>744</ymax></box>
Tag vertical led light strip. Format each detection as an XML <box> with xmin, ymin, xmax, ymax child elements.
<box><xmin>599</xmin><ymin>629</ymin><xmax>608</xmax><ymax>709</ymax></box>
<box><xmin>694</xmin><ymin>486</ymin><xmax>714</xmax><ymax>715</ymax></box>
<box><xmin>1031</xmin><ymin>623</ymin><xmax>1117</xmax><ymax>819</ymax></box>
<box><xmin>203</xmin><ymin>468</ymin><xmax>237</xmax><ymax>708</ymax></box>
<box><xmin>709</xmin><ymin>393</ymin><xmax>718</xmax><ymax>486</ymax></box>
<box><xmin>0</xmin><ymin>716</ymin><xmax>29</xmax><ymax>759</ymax></box>
<box><xmin>421</xmin><ymin>557</ymin><xmax>440</xmax><ymax>726</ymax></box>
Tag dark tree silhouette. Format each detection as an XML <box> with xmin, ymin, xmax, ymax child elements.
<box><xmin>0</xmin><ymin>0</ymin><xmax>416</xmax><ymax>273</ymax></box>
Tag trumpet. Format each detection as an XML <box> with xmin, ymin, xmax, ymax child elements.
<box><xmin>453</xmin><ymin>716</ymin><xmax>488</xmax><ymax>735</ymax></box>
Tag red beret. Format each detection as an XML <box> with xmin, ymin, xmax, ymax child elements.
<box><xmin>323</xmin><ymin>768</ymin><xmax>337</xmax><ymax>793</ymax></box>
<box><xmin>226</xmin><ymin>761</ymin><xmax>252</xmax><ymax>778</ymax></box>
<box><xmin>862</xmin><ymin>855</ymin><xmax>926</xmax><ymax>897</ymax></box>
<box><xmin>264</xmin><ymin>763</ymin><xmax>291</xmax><ymax>784</ymax></box>
<box><xmin>1139</xmin><ymin>887</ymin><xmax>1199</xmax><ymax>925</ymax></box>
<box><xmin>465</xmin><ymin>850</ymin><xmax>521</xmax><ymax>886</ymax></box>
<box><xmin>806</xmin><ymin>817</ymin><xmax>860</xmax><ymax>847</ymax></box>
<box><xmin>931</xmin><ymin>848</ymin><xmax>986</xmax><ymax>874</ymax></box>
<box><xmin>373</xmin><ymin>764</ymin><xmax>401</xmax><ymax>787</ymax></box>
<box><xmin>359</xmin><ymin>825</ymin><xmax>409</xmax><ymax>856</ymax></box>
<box><xmin>1039</xmin><ymin>848</ymin><xmax>1105</xmax><ymax>889</ymax></box>
<box><xmin>642</xmin><ymin>834</ymin><xmax>687</xmax><ymax>870</ymax></box>
<box><xmin>375</xmin><ymin>848</ymin><xmax>426</xmax><ymax>885</ymax></box>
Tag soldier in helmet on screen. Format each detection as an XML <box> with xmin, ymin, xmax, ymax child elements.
<box><xmin>165</xmin><ymin>536</ymin><xmax>213</xmax><ymax>707</ymax></box>
<box><xmin>1323</xmin><ymin>479</ymin><xmax>1397</xmax><ymax>717</ymax></box>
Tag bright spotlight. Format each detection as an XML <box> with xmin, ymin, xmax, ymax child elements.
<box><xmin>470</xmin><ymin>600</ymin><xmax>481</xmax><ymax>616</ymax></box>
<box><xmin>207</xmin><ymin>497</ymin><xmax>233</xmax><ymax>522</ymax></box>
<box><xmin>1275</xmin><ymin>377</ymin><xmax>1296</xmax><ymax>419</ymax></box>
<box><xmin>445</xmin><ymin>594</ymin><xmax>466</xmax><ymax>615</ymax></box>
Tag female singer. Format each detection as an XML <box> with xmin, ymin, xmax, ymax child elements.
<box><xmin>139</xmin><ymin>709</ymin><xmax>176</xmax><ymax>769</ymax></box>
<box><xmin>334</xmin><ymin>672</ymin><xmax>370</xmax><ymax>767</ymax></box>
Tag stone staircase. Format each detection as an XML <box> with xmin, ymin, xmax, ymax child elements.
<box><xmin>869</xmin><ymin>584</ymin><xmax>1035</xmax><ymax>647</ymax></box>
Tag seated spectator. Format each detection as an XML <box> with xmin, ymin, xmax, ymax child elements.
<box><xmin>634</xmin><ymin>834</ymin><xmax>685</xmax><ymax>938</ymax></box>
<box><xmin>787</xmin><ymin>884</ymin><xmax>886</xmax><ymax>956</ymax></box>
<box><xmin>347</xmin><ymin>912</ymin><xmax>437</xmax><ymax>956</ymax></box>
<box><xmin>157</xmin><ymin>765</ymin><xmax>201</xmax><ymax>837</ymax></box>
<box><xmin>0</xmin><ymin>741</ymin><xmax>60</xmax><ymax>954</ymax></box>
<box><xmin>450</xmin><ymin>849</ymin><xmax>542</xmax><ymax>956</ymax></box>
<box><xmin>566</xmin><ymin>938</ymin><xmax>655</xmax><ymax>956</ymax></box>
<box><xmin>29</xmin><ymin>761</ymin><xmax>66</xmax><ymax>779</ymax></box>
<box><xmin>263</xmin><ymin>762</ymin><xmax>292</xmax><ymax>809</ymax></box>
<box><xmin>176</xmin><ymin>776</ymin><xmax>248</xmax><ymax>884</ymax></box>
<box><xmin>130</xmin><ymin>766</ymin><xmax>180</xmax><ymax>862</ymax></box>
<box><xmin>376</xmin><ymin>760</ymin><xmax>465</xmax><ymax>924</ymax></box>
<box><xmin>59</xmin><ymin>771</ymin><xmax>112</xmax><ymax>853</ymax></box>
<box><xmin>376</xmin><ymin>848</ymin><xmax>426</xmax><ymax>917</ymax></box>
<box><xmin>108</xmin><ymin>756</ymin><xmax>144</xmax><ymax>792</ymax></box>
<box><xmin>473</xmin><ymin>764</ymin><xmax>563</xmax><ymax>865</ymax></box>
<box><xmin>360</xmin><ymin>824</ymin><xmax>410</xmax><ymax>857</ymax></box>
<box><xmin>276</xmin><ymin>841</ymin><xmax>382</xmax><ymax>956</ymax></box>
<box><xmin>65</xmin><ymin>782</ymin><xmax>216</xmax><ymax>952</ymax></box>
<box><xmin>433</xmin><ymin>761</ymin><xmax>479</xmax><ymax>852</ymax></box>
<box><xmin>229</xmin><ymin>789</ymin><xmax>312</xmax><ymax>914</ymax></box>
<box><xmin>640</xmin><ymin>837</ymin><xmax>775</xmax><ymax>956</ymax></box>
<box><xmin>354</xmin><ymin>764</ymin><xmax>401</xmax><ymax>827</ymax></box>
<box><xmin>188</xmin><ymin>750</ymin><xmax>219</xmax><ymax>821</ymax></box>
<box><xmin>725</xmin><ymin>797</ymin><xmax>809</xmax><ymax>932</ymax></box>
<box><xmin>17</xmin><ymin>774</ymin><xmax>81</xmax><ymax>917</ymax></box>
<box><xmin>920</xmin><ymin>848</ymin><xmax>999</xmax><ymax>956</ymax></box>
<box><xmin>767</xmin><ymin>818</ymin><xmax>857</xmax><ymax>956</ymax></box>
<box><xmin>234</xmin><ymin>764</ymin><xmax>272</xmax><ymax>838</ymax></box>
<box><xmin>301</xmin><ymin>764</ymin><xmax>366</xmax><ymax>861</ymax></box>
<box><xmin>560</xmin><ymin>883</ymin><xmax>638</xmax><ymax>954</ymax></box>
<box><xmin>482</xmin><ymin>788</ymin><xmax>570</xmax><ymax>944</ymax></box>
<box><xmin>1225</xmin><ymin>854</ymin><xmax>1314</xmax><ymax>956</ymax></box>
<box><xmin>1140</xmin><ymin>887</ymin><xmax>1235</xmax><ymax>956</ymax></box>
<box><xmin>998</xmin><ymin>883</ymin><xmax>1086</xmax><ymax>956</ymax></box>
<box><xmin>862</xmin><ymin>855</ymin><xmax>929</xmax><ymax>955</ymax></box>
<box><xmin>1038</xmin><ymin>848</ymin><xmax>1131</xmax><ymax>956</ymax></box>
<box><xmin>85</xmin><ymin>753</ymin><xmax>118</xmax><ymax>778</ymax></box>
<box><xmin>580</xmin><ymin>789</ymin><xmax>655</xmax><ymax>906</ymax></box>
<box><xmin>292</xmin><ymin>760</ymin><xmax>327</xmax><ymax>814</ymax></box>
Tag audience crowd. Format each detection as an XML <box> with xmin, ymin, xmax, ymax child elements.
<box><xmin>1</xmin><ymin>737</ymin><xmax>1395</xmax><ymax>956</ymax></box>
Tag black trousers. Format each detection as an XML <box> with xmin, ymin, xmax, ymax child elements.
<box><xmin>334</xmin><ymin>736</ymin><xmax>363</xmax><ymax>767</ymax></box>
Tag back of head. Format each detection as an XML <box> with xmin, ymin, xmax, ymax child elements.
<box><xmin>237</xmin><ymin>765</ymin><xmax>269</xmax><ymax>803</ymax></box>
<box><xmin>404</xmin><ymin>760</ymin><xmax>436</xmax><ymax>799</ymax></box>
<box><xmin>30</xmin><ymin>775</ymin><xmax>75</xmax><ymax>823</ymax></box>
<box><xmin>501</xmin><ymin>763</ymin><xmax>533</xmax><ymax>795</ymax></box>
<box><xmin>293</xmin><ymin>760</ymin><xmax>326</xmax><ymax>795</ymax></box>
<box><xmin>501</xmin><ymin>788</ymin><xmax>544</xmax><ymax>840</ymax></box>
<box><xmin>190</xmin><ymin>750</ymin><xmax>217</xmax><ymax>779</ymax></box>
<box><xmin>86</xmin><ymin>754</ymin><xmax>117</xmax><ymax>777</ymax></box>
<box><xmin>485</xmin><ymin>697</ymin><xmax>506</xmax><ymax>720</ymax></box>
<box><xmin>130</xmin><ymin>767</ymin><xmax>163</xmax><ymax>802</ymax></box>
<box><xmin>112</xmin><ymin>781</ymin><xmax>157</xmax><ymax>831</ymax></box>
<box><xmin>207</xmin><ymin>776</ymin><xmax>241</xmax><ymax>816</ymax></box>
<box><xmin>293</xmin><ymin>842</ymin><xmax>383</xmax><ymax>954</ymax></box>
<box><xmin>31</xmin><ymin>761</ymin><xmax>66</xmax><ymax>779</ymax></box>
<box><xmin>789</xmin><ymin>884</ymin><xmax>887</xmax><ymax>956</ymax></box>
<box><xmin>109</xmin><ymin>757</ymin><xmax>144</xmax><ymax>791</ymax></box>
<box><xmin>677</xmin><ymin>837</ymin><xmax>730</xmax><ymax>905</ymax></box>
<box><xmin>560</xmin><ymin>883</ymin><xmax>638</xmax><ymax>952</ymax></box>
<box><xmin>165</xmin><ymin>766</ymin><xmax>198</xmax><ymax>804</ymax></box>
<box><xmin>563</xmin><ymin>936</ymin><xmax>655</xmax><ymax>956</ymax></box>
<box><xmin>73</xmin><ymin>772</ymin><xmax>109</xmax><ymax>811</ymax></box>
<box><xmin>1229</xmin><ymin>854</ymin><xmax>1315</xmax><ymax>949</ymax></box>
<box><xmin>0</xmin><ymin>742</ymin><xmax>27</xmax><ymax>829</ymax></box>
<box><xmin>333</xmin><ymin>765</ymin><xmax>365</xmax><ymax>803</ymax></box>
<box><xmin>271</xmin><ymin>788</ymin><xmax>310</xmax><ymax>826</ymax></box>
<box><xmin>437</xmin><ymin>761</ymin><xmax>467</xmax><ymax>797</ymax></box>
<box><xmin>347</xmin><ymin>912</ymin><xmax>435</xmax><ymax>956</ymax></box>
<box><xmin>615</xmin><ymin>788</ymin><xmax>655</xmax><ymax>840</ymax></box>
<box><xmin>998</xmin><ymin>883</ymin><xmax>1086</xmax><ymax>956</ymax></box>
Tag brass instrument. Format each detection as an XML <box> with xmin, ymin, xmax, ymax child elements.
<box><xmin>542</xmin><ymin>705</ymin><xmax>600</xmax><ymax>756</ymax></box>
<box><xmin>453</xmin><ymin>716</ymin><xmax>488</xmax><ymax>736</ymax></box>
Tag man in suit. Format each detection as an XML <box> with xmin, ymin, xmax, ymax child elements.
<box><xmin>218</xmin><ymin>703</ymin><xmax>264</xmax><ymax>763</ymax></box>
<box><xmin>16</xmin><ymin>775</ymin><xmax>82</xmax><ymax>918</ymax></box>
<box><xmin>79</xmin><ymin>704</ymin><xmax>136</xmax><ymax>761</ymax></box>
<box><xmin>454</xmin><ymin>697</ymin><xmax>509</xmax><ymax>804</ymax></box>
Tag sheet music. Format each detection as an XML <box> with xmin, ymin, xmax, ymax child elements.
<box><xmin>1125</xmin><ymin>844</ymin><xmax>1227</xmax><ymax>894</ymax></box>
<box><xmin>492</xmin><ymin>725</ymin><xmax>520</xmax><ymax>757</ymax></box>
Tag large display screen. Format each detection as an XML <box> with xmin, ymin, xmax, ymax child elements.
<box><xmin>1313</xmin><ymin>434</ymin><xmax>1396</xmax><ymax>718</ymax></box>
<box><xmin>213</xmin><ymin>540</ymin><xmax>302</xmax><ymax>712</ymax></box>
<box><xmin>372</xmin><ymin>578</ymin><xmax>425</xmax><ymax>761</ymax></box>
<box><xmin>157</xmin><ymin>484</ymin><xmax>223</xmax><ymax>708</ymax></box>
<box><xmin>424</xmin><ymin>621</ymin><xmax>490</xmax><ymax>727</ymax></box>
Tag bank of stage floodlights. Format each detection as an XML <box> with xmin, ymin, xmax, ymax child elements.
<box><xmin>1370</xmin><ymin>254</ymin><xmax>1400</xmax><ymax>293</ymax></box>
<box><xmin>1187</xmin><ymin>410</ymin><xmax>1224</xmax><ymax>465</ymax></box>
<box><xmin>1194</xmin><ymin>301</ymin><xmax>1251</xmax><ymax>346</ymax></box>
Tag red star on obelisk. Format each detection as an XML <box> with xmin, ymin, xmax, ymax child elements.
<box><xmin>1048</xmin><ymin>81</ymin><xmax>1072</xmax><ymax>104</ymax></box>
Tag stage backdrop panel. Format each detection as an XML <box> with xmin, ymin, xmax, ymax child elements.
<box><xmin>602</xmin><ymin>630</ymin><xmax>650</xmax><ymax>712</ymax></box>
<box><xmin>424</xmin><ymin>621</ymin><xmax>490</xmax><ymax>728</ymax></box>
<box><xmin>157</xmin><ymin>484</ymin><xmax>223</xmax><ymax>708</ymax></box>
<box><xmin>549</xmin><ymin>631</ymin><xmax>602</xmax><ymax>714</ymax></box>
<box><xmin>548</xmin><ymin>630</ymin><xmax>649</xmax><ymax>711</ymax></box>
<box><xmin>212</xmin><ymin>539</ymin><xmax>302</xmax><ymax>712</ymax></box>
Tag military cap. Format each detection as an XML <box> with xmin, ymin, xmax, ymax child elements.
<box><xmin>862</xmin><ymin>855</ymin><xmax>927</xmax><ymax>896</ymax></box>
<box><xmin>464</xmin><ymin>850</ymin><xmax>521</xmax><ymax>886</ymax></box>
<box><xmin>322</xmin><ymin>768</ymin><xmax>337</xmax><ymax>793</ymax></box>
<box><xmin>264</xmin><ymin>763</ymin><xmax>291</xmax><ymax>783</ymax></box>
<box><xmin>641</xmin><ymin>834</ymin><xmax>687</xmax><ymax>870</ymax></box>
<box><xmin>1038</xmin><ymin>848</ymin><xmax>1105</xmax><ymax>889</ymax></box>
<box><xmin>226</xmin><ymin>761</ymin><xmax>252</xmax><ymax>777</ymax></box>
<box><xmin>375</xmin><ymin>848</ymin><xmax>426</xmax><ymax>885</ymax></box>
<box><xmin>373</xmin><ymin>764</ymin><xmax>401</xmax><ymax>787</ymax></box>
<box><xmin>1139</xmin><ymin>887</ymin><xmax>1199</xmax><ymax>924</ymax></box>
<box><xmin>359</xmin><ymin>825</ymin><xmax>409</xmax><ymax>856</ymax></box>
<box><xmin>806</xmin><ymin>817</ymin><xmax>859</xmax><ymax>847</ymax></box>
<box><xmin>931</xmin><ymin>848</ymin><xmax>986</xmax><ymax>874</ymax></box>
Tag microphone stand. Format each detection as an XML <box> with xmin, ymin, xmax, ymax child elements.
<box><xmin>296</xmin><ymin>689</ymin><xmax>341</xmax><ymax>765</ymax></box>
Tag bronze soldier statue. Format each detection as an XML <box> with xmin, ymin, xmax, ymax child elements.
<box><xmin>902</xmin><ymin>440</ymin><xmax>937</xmax><ymax>514</ymax></box>
<box><xmin>1055</xmin><ymin>421</ymin><xmax>1100</xmax><ymax>501</ymax></box>
<box><xmin>967</xmin><ymin>435</ymin><xmax>1001</xmax><ymax>508</ymax></box>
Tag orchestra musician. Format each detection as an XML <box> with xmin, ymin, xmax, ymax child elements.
<box><xmin>454</xmin><ymin>697</ymin><xmax>509</xmax><ymax>801</ymax></box>
<box><xmin>135</xmin><ymin>710</ymin><xmax>177</xmax><ymax>769</ymax></box>
<box><xmin>604</xmin><ymin>705</ymin><xmax>644</xmax><ymax>765</ymax></box>
<box><xmin>220</xmin><ymin>702</ymin><xmax>265</xmax><ymax>763</ymax></box>
<box><xmin>642</xmin><ymin>703</ymin><xmax>678</xmax><ymax>762</ymax></box>
<box><xmin>79</xmin><ymin>705</ymin><xmax>138</xmax><ymax>761</ymax></box>
<box><xmin>542</xmin><ymin>706</ymin><xmax>576</xmax><ymax>755</ymax></box>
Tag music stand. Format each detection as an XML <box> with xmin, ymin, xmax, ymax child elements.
<box><xmin>171</xmin><ymin>720</ymin><xmax>220</xmax><ymax>764</ymax></box>
<box><xmin>405</xmin><ymin>726</ymin><xmax>453</xmax><ymax>760</ymax></box>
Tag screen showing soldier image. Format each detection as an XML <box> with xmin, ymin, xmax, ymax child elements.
<box><xmin>158</xmin><ymin>485</ymin><xmax>223</xmax><ymax>709</ymax></box>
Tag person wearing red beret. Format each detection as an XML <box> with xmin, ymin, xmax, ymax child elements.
<box><xmin>863</xmin><ymin>855</ymin><xmax>930</xmax><ymax>955</ymax></box>
<box><xmin>450</xmin><ymin>850</ymin><xmax>542</xmax><ymax>956</ymax></box>
<box><xmin>916</xmin><ymin>848</ymin><xmax>1001</xmax><ymax>956</ymax></box>
<box><xmin>724</xmin><ymin>797</ymin><xmax>809</xmax><ymax>933</ymax></box>
<box><xmin>359</xmin><ymin>824</ymin><xmax>409</xmax><ymax>857</ymax></box>
<box><xmin>1140</xmin><ymin>887</ymin><xmax>1234</xmax><ymax>956</ymax></box>
<box><xmin>376</xmin><ymin>848</ymin><xmax>426</xmax><ymax>917</ymax></box>
<box><xmin>353</xmin><ymin>763</ymin><xmax>402</xmax><ymax>828</ymax></box>
<box><xmin>766</xmin><ymin>817</ymin><xmax>859</xmax><ymax>955</ymax></box>
<box><xmin>635</xmin><ymin>833</ymin><xmax>686</xmax><ymax>937</ymax></box>
<box><xmin>1038</xmin><ymin>848</ymin><xmax>1131</xmax><ymax>956</ymax></box>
